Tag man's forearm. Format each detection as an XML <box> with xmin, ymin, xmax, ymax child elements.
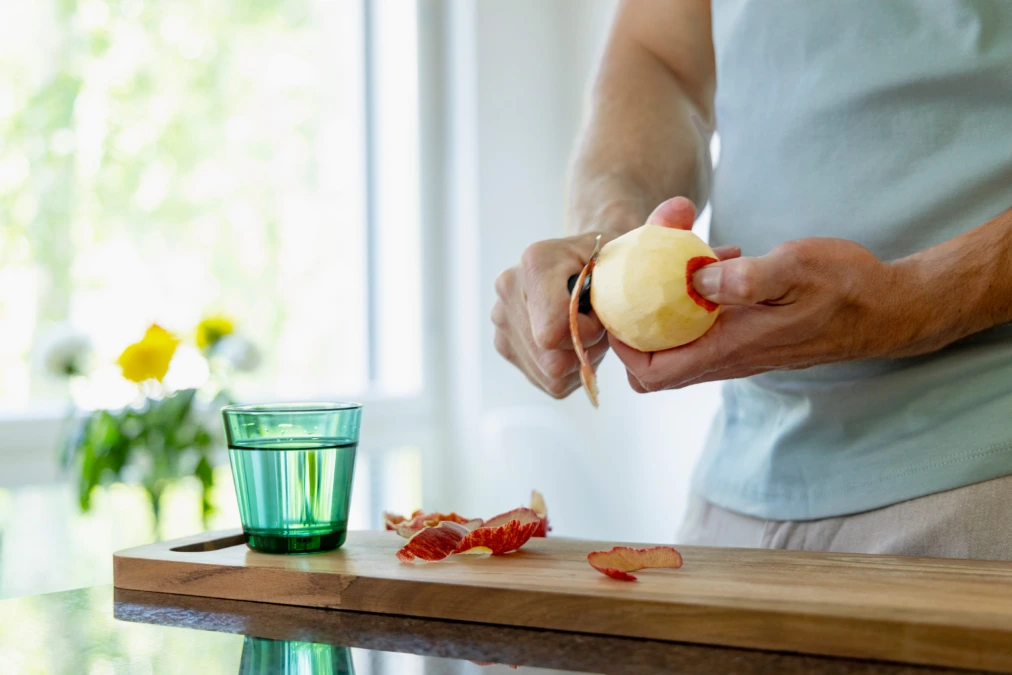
<box><xmin>891</xmin><ymin>207</ymin><xmax>1012</xmax><ymax>356</ymax></box>
<box><xmin>565</xmin><ymin>26</ymin><xmax>714</xmax><ymax>240</ymax></box>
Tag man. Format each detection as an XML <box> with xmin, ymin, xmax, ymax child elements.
<box><xmin>491</xmin><ymin>1</ymin><xmax>1012</xmax><ymax>558</ymax></box>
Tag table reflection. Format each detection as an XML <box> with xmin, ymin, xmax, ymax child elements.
<box><xmin>239</xmin><ymin>637</ymin><xmax>355</xmax><ymax>675</ymax></box>
<box><xmin>0</xmin><ymin>586</ymin><xmax>983</xmax><ymax>675</ymax></box>
<box><xmin>236</xmin><ymin>639</ymin><xmax>544</xmax><ymax>674</ymax></box>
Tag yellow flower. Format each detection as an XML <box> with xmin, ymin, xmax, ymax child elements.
<box><xmin>196</xmin><ymin>315</ymin><xmax>234</xmax><ymax>351</ymax></box>
<box><xmin>117</xmin><ymin>324</ymin><xmax>180</xmax><ymax>384</ymax></box>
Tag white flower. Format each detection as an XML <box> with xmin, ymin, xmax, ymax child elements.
<box><xmin>212</xmin><ymin>334</ymin><xmax>261</xmax><ymax>372</ymax></box>
<box><xmin>34</xmin><ymin>324</ymin><xmax>94</xmax><ymax>378</ymax></box>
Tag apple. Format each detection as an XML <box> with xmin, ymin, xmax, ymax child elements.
<box><xmin>591</xmin><ymin>224</ymin><xmax>719</xmax><ymax>352</ymax></box>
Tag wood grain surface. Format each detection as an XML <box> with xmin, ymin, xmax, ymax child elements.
<box><xmin>113</xmin><ymin>529</ymin><xmax>1012</xmax><ymax>672</ymax></box>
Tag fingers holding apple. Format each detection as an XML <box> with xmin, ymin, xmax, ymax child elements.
<box><xmin>588</xmin><ymin>197</ymin><xmax>736</xmax><ymax>353</ymax></box>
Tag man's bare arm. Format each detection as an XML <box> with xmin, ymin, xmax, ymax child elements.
<box><xmin>491</xmin><ymin>0</ymin><xmax>719</xmax><ymax>399</ymax></box>
<box><xmin>567</xmin><ymin>0</ymin><xmax>716</xmax><ymax>239</ymax></box>
<box><xmin>893</xmin><ymin>207</ymin><xmax>1012</xmax><ymax>355</ymax></box>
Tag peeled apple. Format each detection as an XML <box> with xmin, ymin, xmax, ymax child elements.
<box><xmin>590</xmin><ymin>225</ymin><xmax>719</xmax><ymax>352</ymax></box>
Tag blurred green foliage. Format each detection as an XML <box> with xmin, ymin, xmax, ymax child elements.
<box><xmin>61</xmin><ymin>388</ymin><xmax>229</xmax><ymax>532</ymax></box>
<box><xmin>1</xmin><ymin>0</ymin><xmax>322</xmax><ymax>531</ymax></box>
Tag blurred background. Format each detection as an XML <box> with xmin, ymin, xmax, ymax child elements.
<box><xmin>0</xmin><ymin>0</ymin><xmax>722</xmax><ymax>601</ymax></box>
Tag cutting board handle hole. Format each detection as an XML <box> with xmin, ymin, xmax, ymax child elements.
<box><xmin>170</xmin><ymin>533</ymin><xmax>247</xmax><ymax>552</ymax></box>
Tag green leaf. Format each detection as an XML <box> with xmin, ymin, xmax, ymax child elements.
<box><xmin>194</xmin><ymin>455</ymin><xmax>215</xmax><ymax>525</ymax></box>
<box><xmin>70</xmin><ymin>408</ymin><xmax>140</xmax><ymax>512</ymax></box>
<box><xmin>192</xmin><ymin>428</ymin><xmax>212</xmax><ymax>449</ymax></box>
<box><xmin>194</xmin><ymin>455</ymin><xmax>214</xmax><ymax>487</ymax></box>
<box><xmin>77</xmin><ymin>434</ymin><xmax>97</xmax><ymax>512</ymax></box>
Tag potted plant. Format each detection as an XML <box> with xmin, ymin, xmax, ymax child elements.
<box><xmin>43</xmin><ymin>316</ymin><xmax>261</xmax><ymax>538</ymax></box>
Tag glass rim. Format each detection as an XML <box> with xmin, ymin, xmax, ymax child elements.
<box><xmin>221</xmin><ymin>401</ymin><xmax>362</xmax><ymax>415</ymax></box>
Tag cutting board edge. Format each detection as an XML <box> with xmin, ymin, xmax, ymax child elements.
<box><xmin>112</xmin><ymin>532</ymin><xmax>1012</xmax><ymax>630</ymax></box>
<box><xmin>112</xmin><ymin>550</ymin><xmax>1012</xmax><ymax>674</ymax></box>
<box><xmin>111</xmin><ymin>531</ymin><xmax>1012</xmax><ymax>634</ymax></box>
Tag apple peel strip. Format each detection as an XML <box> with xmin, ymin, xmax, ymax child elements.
<box><xmin>587</xmin><ymin>545</ymin><xmax>683</xmax><ymax>581</ymax></box>
<box><xmin>456</xmin><ymin>507</ymin><xmax>541</xmax><ymax>555</ymax></box>
<box><xmin>530</xmin><ymin>489</ymin><xmax>550</xmax><ymax>537</ymax></box>
<box><xmin>397</xmin><ymin>521</ymin><xmax>470</xmax><ymax>562</ymax></box>
<box><xmin>569</xmin><ymin>234</ymin><xmax>602</xmax><ymax>408</ymax></box>
<box><xmin>387</xmin><ymin>511</ymin><xmax>483</xmax><ymax>538</ymax></box>
<box><xmin>383</xmin><ymin>510</ymin><xmax>421</xmax><ymax>530</ymax></box>
<box><xmin>397</xmin><ymin>507</ymin><xmax>542</xmax><ymax>562</ymax></box>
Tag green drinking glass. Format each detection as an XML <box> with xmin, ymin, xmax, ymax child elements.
<box><xmin>222</xmin><ymin>402</ymin><xmax>362</xmax><ymax>554</ymax></box>
<box><xmin>238</xmin><ymin>636</ymin><xmax>355</xmax><ymax>674</ymax></box>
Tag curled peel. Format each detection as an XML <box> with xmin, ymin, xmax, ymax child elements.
<box><xmin>455</xmin><ymin>507</ymin><xmax>541</xmax><ymax>555</ymax></box>
<box><xmin>391</xmin><ymin>511</ymin><xmax>483</xmax><ymax>538</ymax></box>
<box><xmin>530</xmin><ymin>489</ymin><xmax>550</xmax><ymax>537</ymax></box>
<box><xmin>392</xmin><ymin>493</ymin><xmax>549</xmax><ymax>562</ymax></box>
<box><xmin>587</xmin><ymin>546</ymin><xmax>683</xmax><ymax>581</ymax></box>
<box><xmin>569</xmin><ymin>237</ymin><xmax>601</xmax><ymax>408</ymax></box>
<box><xmin>384</xmin><ymin>510</ymin><xmax>421</xmax><ymax>530</ymax></box>
<box><xmin>396</xmin><ymin>521</ymin><xmax>470</xmax><ymax>562</ymax></box>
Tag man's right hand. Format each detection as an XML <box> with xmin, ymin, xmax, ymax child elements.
<box><xmin>492</xmin><ymin>198</ymin><xmax>741</xmax><ymax>399</ymax></box>
<box><xmin>491</xmin><ymin>232</ymin><xmax>612</xmax><ymax>399</ymax></box>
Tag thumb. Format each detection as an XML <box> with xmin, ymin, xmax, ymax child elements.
<box><xmin>691</xmin><ymin>254</ymin><xmax>794</xmax><ymax>306</ymax></box>
<box><xmin>646</xmin><ymin>197</ymin><xmax>696</xmax><ymax>230</ymax></box>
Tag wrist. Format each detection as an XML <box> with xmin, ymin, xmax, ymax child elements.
<box><xmin>882</xmin><ymin>256</ymin><xmax>950</xmax><ymax>356</ymax></box>
<box><xmin>569</xmin><ymin>198</ymin><xmax>645</xmax><ymax>240</ymax></box>
<box><xmin>885</xmin><ymin>218</ymin><xmax>1011</xmax><ymax>357</ymax></box>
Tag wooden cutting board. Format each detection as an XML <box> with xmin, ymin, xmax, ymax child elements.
<box><xmin>114</xmin><ymin>529</ymin><xmax>1012</xmax><ymax>673</ymax></box>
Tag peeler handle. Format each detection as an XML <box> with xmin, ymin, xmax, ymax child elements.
<box><xmin>567</xmin><ymin>273</ymin><xmax>593</xmax><ymax>314</ymax></box>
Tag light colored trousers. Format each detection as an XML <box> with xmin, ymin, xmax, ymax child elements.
<box><xmin>677</xmin><ymin>475</ymin><xmax>1012</xmax><ymax>561</ymax></box>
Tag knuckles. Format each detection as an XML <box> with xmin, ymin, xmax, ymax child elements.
<box><xmin>538</xmin><ymin>350</ymin><xmax>573</xmax><ymax>380</ymax></box>
<box><xmin>532</xmin><ymin>319</ymin><xmax>566</xmax><ymax>350</ymax></box>
<box><xmin>519</xmin><ymin>241</ymin><xmax>550</xmax><ymax>275</ymax></box>
<box><xmin>724</xmin><ymin>259</ymin><xmax>762</xmax><ymax>303</ymax></box>
<box><xmin>771</xmin><ymin>239</ymin><xmax>811</xmax><ymax>264</ymax></box>
<box><xmin>771</xmin><ymin>237</ymin><xmax>865</xmax><ymax>273</ymax></box>
<box><xmin>545</xmin><ymin>378</ymin><xmax>571</xmax><ymax>399</ymax></box>
<box><xmin>494</xmin><ymin>269</ymin><xmax>515</xmax><ymax>299</ymax></box>
<box><xmin>490</xmin><ymin>302</ymin><xmax>507</xmax><ymax>329</ymax></box>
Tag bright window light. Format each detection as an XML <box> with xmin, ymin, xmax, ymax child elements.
<box><xmin>0</xmin><ymin>0</ymin><xmax>423</xmax><ymax>411</ymax></box>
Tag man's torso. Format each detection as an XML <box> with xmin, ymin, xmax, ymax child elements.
<box><xmin>697</xmin><ymin>0</ymin><xmax>1012</xmax><ymax>520</ymax></box>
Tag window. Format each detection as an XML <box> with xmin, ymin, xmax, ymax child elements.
<box><xmin>0</xmin><ymin>0</ymin><xmax>423</xmax><ymax>412</ymax></box>
<box><xmin>0</xmin><ymin>1</ymin><xmax>432</xmax><ymax>595</ymax></box>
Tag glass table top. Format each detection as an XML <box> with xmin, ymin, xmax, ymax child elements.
<box><xmin>0</xmin><ymin>585</ymin><xmax>984</xmax><ymax>675</ymax></box>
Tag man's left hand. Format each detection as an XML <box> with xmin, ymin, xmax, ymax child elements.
<box><xmin>611</xmin><ymin>237</ymin><xmax>919</xmax><ymax>392</ymax></box>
